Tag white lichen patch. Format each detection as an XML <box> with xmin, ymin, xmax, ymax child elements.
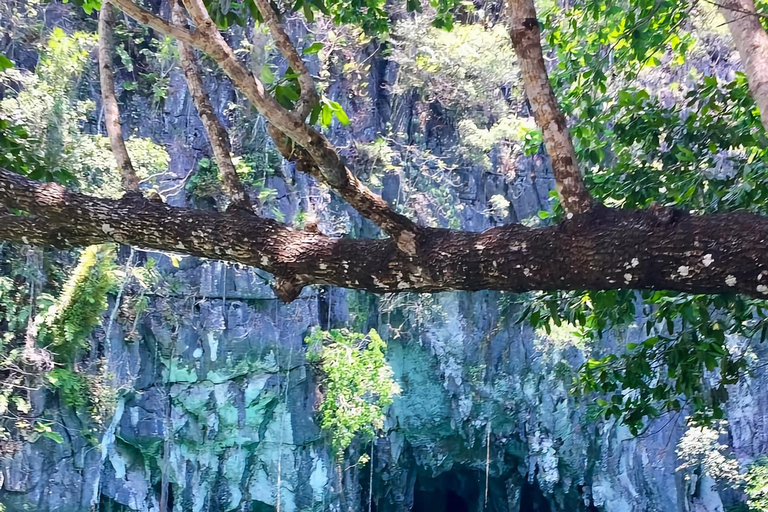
<box><xmin>677</xmin><ymin>265</ymin><xmax>690</xmax><ymax>277</ymax></box>
<box><xmin>631</xmin><ymin>258</ymin><xmax>639</xmax><ymax>268</ymax></box>
<box><xmin>702</xmin><ymin>254</ymin><xmax>714</xmax><ymax>267</ymax></box>
<box><xmin>725</xmin><ymin>275</ymin><xmax>737</xmax><ymax>287</ymax></box>
<box><xmin>623</xmin><ymin>273</ymin><xmax>633</xmax><ymax>284</ymax></box>
<box><xmin>175</xmin><ymin>242</ymin><xmax>186</xmax><ymax>250</ymax></box>
<box><xmin>758</xmin><ymin>284</ymin><xmax>768</xmax><ymax>295</ymax></box>
<box><xmin>101</xmin><ymin>223</ymin><xmax>114</xmax><ymax>234</ymax></box>
<box><xmin>523</xmin><ymin>268</ymin><xmax>531</xmax><ymax>277</ymax></box>
<box><xmin>475</xmin><ymin>243</ymin><xmax>486</xmax><ymax>251</ymax></box>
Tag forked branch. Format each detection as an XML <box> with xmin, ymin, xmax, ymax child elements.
<box><xmin>252</xmin><ymin>0</ymin><xmax>319</xmax><ymax>119</ymax></box>
<box><xmin>111</xmin><ymin>0</ymin><xmax>419</xmax><ymax>250</ymax></box>
<box><xmin>171</xmin><ymin>0</ymin><xmax>252</xmax><ymax>211</ymax></box>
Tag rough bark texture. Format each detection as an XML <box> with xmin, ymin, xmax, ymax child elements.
<box><xmin>98</xmin><ymin>1</ymin><xmax>141</xmax><ymax>193</ymax></box>
<box><xmin>721</xmin><ymin>0</ymin><xmax>768</xmax><ymax>132</ymax></box>
<box><xmin>3</xmin><ymin>168</ymin><xmax>768</xmax><ymax>300</ymax></box>
<box><xmin>170</xmin><ymin>0</ymin><xmax>252</xmax><ymax>210</ymax></box>
<box><xmin>506</xmin><ymin>0</ymin><xmax>593</xmax><ymax>215</ymax></box>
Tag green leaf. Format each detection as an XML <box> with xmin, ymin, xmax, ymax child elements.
<box><xmin>303</xmin><ymin>42</ymin><xmax>324</xmax><ymax>55</ymax></box>
<box><xmin>42</xmin><ymin>431</ymin><xmax>64</xmax><ymax>444</ymax></box>
<box><xmin>331</xmin><ymin>104</ymin><xmax>350</xmax><ymax>125</ymax></box>
<box><xmin>0</xmin><ymin>54</ymin><xmax>13</xmax><ymax>71</ymax></box>
<box><xmin>260</xmin><ymin>66</ymin><xmax>275</xmax><ymax>85</ymax></box>
<box><xmin>321</xmin><ymin>104</ymin><xmax>333</xmax><ymax>127</ymax></box>
<box><xmin>309</xmin><ymin>104</ymin><xmax>321</xmax><ymax>125</ymax></box>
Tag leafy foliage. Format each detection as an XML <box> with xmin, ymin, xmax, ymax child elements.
<box><xmin>391</xmin><ymin>20</ymin><xmax>519</xmax><ymax>120</ymax></box>
<box><xmin>676</xmin><ymin>422</ymin><xmax>742</xmax><ymax>487</ymax></box>
<box><xmin>305</xmin><ymin>328</ymin><xmax>399</xmax><ymax>458</ymax></box>
<box><xmin>46</xmin><ymin>367</ymin><xmax>88</xmax><ymax>409</ymax></box>
<box><xmin>0</xmin><ymin>119</ymin><xmax>52</xmax><ymax>182</ymax></box>
<box><xmin>44</xmin><ymin>244</ymin><xmax>119</xmax><ymax>362</ymax></box>
<box><xmin>746</xmin><ymin>457</ymin><xmax>768</xmax><ymax>511</ymax></box>
<box><xmin>200</xmin><ymin>0</ymin><xmax>461</xmax><ymax>33</ymax></box>
<box><xmin>507</xmin><ymin>0</ymin><xmax>768</xmax><ymax>433</ymax></box>
<box><xmin>0</xmin><ymin>29</ymin><xmax>168</xmax><ymax>193</ymax></box>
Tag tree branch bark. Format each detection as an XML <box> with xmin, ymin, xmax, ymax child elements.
<box><xmin>252</xmin><ymin>0</ymin><xmax>319</xmax><ymax>119</ymax></box>
<box><xmin>110</xmin><ymin>0</ymin><xmax>419</xmax><ymax>251</ymax></box>
<box><xmin>99</xmin><ymin>1</ymin><xmax>142</xmax><ymax>194</ymax></box>
<box><xmin>171</xmin><ymin>0</ymin><xmax>252</xmax><ymax>211</ymax></box>
<box><xmin>720</xmin><ymin>0</ymin><xmax>768</xmax><ymax>132</ymax></box>
<box><xmin>3</xmin><ymin>168</ymin><xmax>768</xmax><ymax>301</ymax></box>
<box><xmin>108</xmin><ymin>0</ymin><xmax>198</xmax><ymax>45</ymax></box>
<box><xmin>506</xmin><ymin>0</ymin><xmax>593</xmax><ymax>215</ymax></box>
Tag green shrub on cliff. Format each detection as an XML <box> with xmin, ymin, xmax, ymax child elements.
<box><xmin>306</xmin><ymin>328</ymin><xmax>400</xmax><ymax>459</ymax></box>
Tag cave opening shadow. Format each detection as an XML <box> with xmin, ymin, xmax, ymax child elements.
<box><xmin>411</xmin><ymin>469</ymin><xmax>480</xmax><ymax>512</ymax></box>
<box><xmin>519</xmin><ymin>477</ymin><xmax>550</xmax><ymax>512</ymax></box>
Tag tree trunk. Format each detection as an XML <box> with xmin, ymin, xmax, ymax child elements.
<box><xmin>98</xmin><ymin>1</ymin><xmax>141</xmax><ymax>193</ymax></box>
<box><xmin>506</xmin><ymin>0</ymin><xmax>593</xmax><ymax>215</ymax></box>
<box><xmin>721</xmin><ymin>0</ymin><xmax>768</xmax><ymax>132</ymax></box>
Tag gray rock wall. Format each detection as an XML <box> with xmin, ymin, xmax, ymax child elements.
<box><xmin>0</xmin><ymin>4</ymin><xmax>763</xmax><ymax>511</ymax></box>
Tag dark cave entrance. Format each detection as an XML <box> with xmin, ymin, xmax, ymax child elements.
<box><xmin>410</xmin><ymin>469</ymin><xmax>556</xmax><ymax>512</ymax></box>
<box><xmin>410</xmin><ymin>468</ymin><xmax>483</xmax><ymax>512</ymax></box>
<box><xmin>519</xmin><ymin>477</ymin><xmax>550</xmax><ymax>512</ymax></box>
<box><xmin>413</xmin><ymin>487</ymin><xmax>472</xmax><ymax>512</ymax></box>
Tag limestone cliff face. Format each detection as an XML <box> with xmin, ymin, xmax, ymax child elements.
<box><xmin>0</xmin><ymin>3</ymin><xmax>762</xmax><ymax>511</ymax></box>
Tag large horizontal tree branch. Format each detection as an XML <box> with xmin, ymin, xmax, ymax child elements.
<box><xmin>2</xmin><ymin>168</ymin><xmax>768</xmax><ymax>301</ymax></box>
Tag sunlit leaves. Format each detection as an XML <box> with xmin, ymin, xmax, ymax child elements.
<box><xmin>745</xmin><ymin>457</ymin><xmax>768</xmax><ymax>511</ymax></box>
<box><xmin>62</xmin><ymin>0</ymin><xmax>101</xmax><ymax>14</ymax></box>
<box><xmin>0</xmin><ymin>120</ymin><xmax>73</xmax><ymax>184</ymax></box>
<box><xmin>310</xmin><ymin>97</ymin><xmax>350</xmax><ymax>127</ymax></box>
<box><xmin>302</xmin><ymin>41</ymin><xmax>324</xmax><ymax>54</ymax></box>
<box><xmin>200</xmin><ymin>0</ymin><xmax>462</xmax><ymax>33</ymax></box>
<box><xmin>0</xmin><ymin>54</ymin><xmax>12</xmax><ymax>71</ymax></box>
<box><xmin>260</xmin><ymin>65</ymin><xmax>349</xmax><ymax>125</ymax></box>
<box><xmin>306</xmin><ymin>328</ymin><xmax>399</xmax><ymax>458</ymax></box>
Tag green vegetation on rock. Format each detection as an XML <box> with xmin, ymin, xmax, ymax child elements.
<box><xmin>305</xmin><ymin>328</ymin><xmax>399</xmax><ymax>458</ymax></box>
<box><xmin>747</xmin><ymin>457</ymin><xmax>768</xmax><ymax>512</ymax></box>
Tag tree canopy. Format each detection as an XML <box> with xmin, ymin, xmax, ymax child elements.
<box><xmin>2</xmin><ymin>0</ymin><xmax>768</xmax><ymax>433</ymax></box>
